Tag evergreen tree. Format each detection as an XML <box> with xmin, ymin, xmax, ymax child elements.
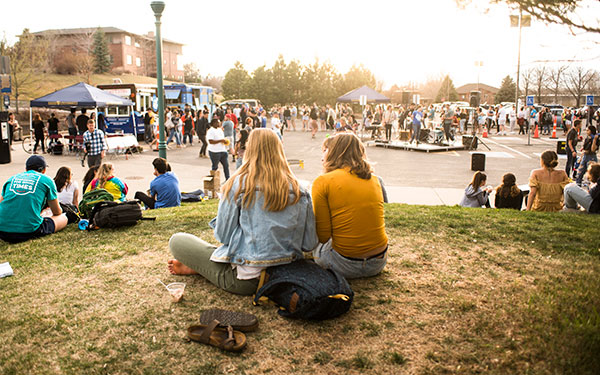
<box><xmin>435</xmin><ymin>75</ymin><xmax>459</xmax><ymax>102</ymax></box>
<box><xmin>92</xmin><ymin>28</ymin><xmax>112</xmax><ymax>73</ymax></box>
<box><xmin>222</xmin><ymin>61</ymin><xmax>250</xmax><ymax>99</ymax></box>
<box><xmin>495</xmin><ymin>75</ymin><xmax>517</xmax><ymax>103</ymax></box>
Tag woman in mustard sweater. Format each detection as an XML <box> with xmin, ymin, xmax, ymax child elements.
<box><xmin>312</xmin><ymin>133</ymin><xmax>388</xmax><ymax>279</ymax></box>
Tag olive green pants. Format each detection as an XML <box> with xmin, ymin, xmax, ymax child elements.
<box><xmin>169</xmin><ymin>233</ymin><xmax>259</xmax><ymax>295</ymax></box>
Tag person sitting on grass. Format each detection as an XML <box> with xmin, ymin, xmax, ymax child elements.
<box><xmin>311</xmin><ymin>133</ymin><xmax>388</xmax><ymax>279</ymax></box>
<box><xmin>527</xmin><ymin>150</ymin><xmax>569</xmax><ymax>212</ymax></box>
<box><xmin>563</xmin><ymin>162</ymin><xmax>600</xmax><ymax>213</ymax></box>
<box><xmin>494</xmin><ymin>173</ymin><xmax>523</xmax><ymax>210</ymax></box>
<box><xmin>85</xmin><ymin>163</ymin><xmax>128</xmax><ymax>202</ymax></box>
<box><xmin>459</xmin><ymin>171</ymin><xmax>492</xmax><ymax>208</ymax></box>
<box><xmin>82</xmin><ymin>165</ymin><xmax>99</xmax><ymax>194</ymax></box>
<box><xmin>134</xmin><ymin>158</ymin><xmax>181</xmax><ymax>209</ymax></box>
<box><xmin>0</xmin><ymin>155</ymin><xmax>68</xmax><ymax>244</ymax></box>
<box><xmin>54</xmin><ymin>166</ymin><xmax>80</xmax><ymax>207</ymax></box>
<box><xmin>167</xmin><ymin>129</ymin><xmax>318</xmax><ymax>295</ymax></box>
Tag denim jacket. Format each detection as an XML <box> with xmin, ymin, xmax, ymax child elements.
<box><xmin>209</xmin><ymin>176</ymin><xmax>318</xmax><ymax>266</ymax></box>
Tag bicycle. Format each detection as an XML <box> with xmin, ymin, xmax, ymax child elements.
<box><xmin>22</xmin><ymin>135</ymin><xmax>35</xmax><ymax>154</ymax></box>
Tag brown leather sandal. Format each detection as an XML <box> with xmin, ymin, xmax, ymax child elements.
<box><xmin>187</xmin><ymin>320</ymin><xmax>247</xmax><ymax>352</ymax></box>
<box><xmin>199</xmin><ymin>309</ymin><xmax>259</xmax><ymax>332</ymax></box>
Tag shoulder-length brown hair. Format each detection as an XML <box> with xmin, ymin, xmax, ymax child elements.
<box><xmin>322</xmin><ymin>133</ymin><xmax>372</xmax><ymax>180</ymax></box>
<box><xmin>221</xmin><ymin>128</ymin><xmax>300</xmax><ymax>211</ymax></box>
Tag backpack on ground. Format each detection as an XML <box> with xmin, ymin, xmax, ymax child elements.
<box><xmin>90</xmin><ymin>200</ymin><xmax>154</xmax><ymax>229</ymax></box>
<box><xmin>78</xmin><ymin>188</ymin><xmax>114</xmax><ymax>219</ymax></box>
<box><xmin>253</xmin><ymin>259</ymin><xmax>354</xmax><ymax>320</ymax></box>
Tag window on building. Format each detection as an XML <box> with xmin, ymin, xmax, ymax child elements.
<box><xmin>125</xmin><ymin>35</ymin><xmax>131</xmax><ymax>45</ymax></box>
<box><xmin>136</xmin><ymin>57</ymin><xmax>141</xmax><ymax>67</ymax></box>
<box><xmin>135</xmin><ymin>41</ymin><xmax>140</xmax><ymax>48</ymax></box>
<box><xmin>126</xmin><ymin>55</ymin><xmax>132</xmax><ymax>65</ymax></box>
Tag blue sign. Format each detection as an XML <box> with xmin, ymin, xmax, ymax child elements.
<box><xmin>526</xmin><ymin>95</ymin><xmax>534</xmax><ymax>106</ymax></box>
<box><xmin>586</xmin><ymin>95</ymin><xmax>594</xmax><ymax>106</ymax></box>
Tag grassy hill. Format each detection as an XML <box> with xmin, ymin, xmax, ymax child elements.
<box><xmin>0</xmin><ymin>202</ymin><xmax>598</xmax><ymax>375</ymax></box>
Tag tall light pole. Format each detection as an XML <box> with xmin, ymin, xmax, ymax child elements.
<box><xmin>515</xmin><ymin>7</ymin><xmax>523</xmax><ymax>110</ymax></box>
<box><xmin>151</xmin><ymin>1</ymin><xmax>166</xmax><ymax>159</ymax></box>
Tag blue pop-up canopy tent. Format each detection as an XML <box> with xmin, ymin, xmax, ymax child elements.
<box><xmin>29</xmin><ymin>82</ymin><xmax>135</xmax><ymax>135</ymax></box>
<box><xmin>30</xmin><ymin>82</ymin><xmax>133</xmax><ymax>108</ymax></box>
<box><xmin>337</xmin><ymin>85</ymin><xmax>390</xmax><ymax>103</ymax></box>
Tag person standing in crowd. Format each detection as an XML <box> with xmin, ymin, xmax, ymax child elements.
<box><xmin>576</xmin><ymin>125</ymin><xmax>598</xmax><ymax>186</ymax></box>
<box><xmin>234</xmin><ymin>127</ymin><xmax>249</xmax><ymax>169</ymax></box>
<box><xmin>222</xmin><ymin>114</ymin><xmax>235</xmax><ymax>162</ymax></box>
<box><xmin>143</xmin><ymin>108</ymin><xmax>153</xmax><ymax>143</ymax></box>
<box><xmin>47</xmin><ymin>113</ymin><xmax>59</xmax><ymax>136</ymax></box>
<box><xmin>494</xmin><ymin>173</ymin><xmax>523</xmax><ymax>210</ymax></box>
<box><xmin>382</xmin><ymin>105</ymin><xmax>393</xmax><ymax>141</ymax></box>
<box><xmin>517</xmin><ymin>107</ymin><xmax>526</xmax><ymax>134</ymax></box>
<box><xmin>291</xmin><ymin>104</ymin><xmax>297</xmax><ymax>131</ymax></box>
<box><xmin>410</xmin><ymin>105</ymin><xmax>423</xmax><ymax>145</ymax></box>
<box><xmin>312</xmin><ymin>133</ymin><xmax>388</xmax><ymax>279</ymax></box>
<box><xmin>459</xmin><ymin>108</ymin><xmax>468</xmax><ymax>134</ymax></box>
<box><xmin>54</xmin><ymin>166</ymin><xmax>80</xmax><ymax>206</ymax></box>
<box><xmin>83</xmin><ymin>119</ymin><xmax>107</xmax><ymax>168</ymax></box>
<box><xmin>76</xmin><ymin>109</ymin><xmax>89</xmax><ymax>135</ymax></box>
<box><xmin>196</xmin><ymin>110</ymin><xmax>209</xmax><ymax>158</ymax></box>
<box><xmin>566</xmin><ymin>120</ymin><xmax>582</xmax><ymax>178</ymax></box>
<box><xmin>32</xmin><ymin>113</ymin><xmax>46</xmax><ymax>154</ymax></box>
<box><xmin>442</xmin><ymin>104</ymin><xmax>455</xmax><ymax>142</ymax></box>
<box><xmin>309</xmin><ymin>104</ymin><xmax>319</xmax><ymax>139</ymax></box>
<box><xmin>207</xmin><ymin>118</ymin><xmax>230</xmax><ymax>181</ymax></box>
<box><xmin>0</xmin><ymin>155</ymin><xmax>68</xmax><ymax>244</ymax></box>
<box><xmin>283</xmin><ymin>106</ymin><xmax>293</xmax><ymax>131</ymax></box>
<box><xmin>182</xmin><ymin>111</ymin><xmax>194</xmax><ymax>145</ymax></box>
<box><xmin>66</xmin><ymin>108</ymin><xmax>77</xmax><ymax>151</ymax></box>
<box><xmin>7</xmin><ymin>113</ymin><xmax>19</xmax><ymax>151</ymax></box>
<box><xmin>527</xmin><ymin>150</ymin><xmax>569</xmax><ymax>212</ymax></box>
<box><xmin>135</xmin><ymin>157</ymin><xmax>180</xmax><ymax>209</ymax></box>
<box><xmin>459</xmin><ymin>171</ymin><xmax>491</xmax><ymax>208</ymax></box>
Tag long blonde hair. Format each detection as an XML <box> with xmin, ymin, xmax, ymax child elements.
<box><xmin>221</xmin><ymin>129</ymin><xmax>300</xmax><ymax>211</ymax></box>
<box><xmin>96</xmin><ymin>163</ymin><xmax>114</xmax><ymax>189</ymax></box>
<box><xmin>322</xmin><ymin>133</ymin><xmax>372</xmax><ymax>179</ymax></box>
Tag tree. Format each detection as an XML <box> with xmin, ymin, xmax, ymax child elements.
<box><xmin>521</xmin><ymin>69</ymin><xmax>535</xmax><ymax>98</ymax></box>
<box><xmin>338</xmin><ymin>64</ymin><xmax>376</xmax><ymax>95</ymax></box>
<box><xmin>435</xmin><ymin>75</ymin><xmax>459</xmax><ymax>102</ymax></box>
<box><xmin>495</xmin><ymin>75</ymin><xmax>517</xmax><ymax>103</ymax></box>
<box><xmin>246</xmin><ymin>65</ymin><xmax>274</xmax><ymax>107</ymax></box>
<box><xmin>564</xmin><ymin>66</ymin><xmax>597</xmax><ymax>107</ymax></box>
<box><xmin>222</xmin><ymin>61</ymin><xmax>250</xmax><ymax>99</ymax></box>
<box><xmin>533</xmin><ymin>66</ymin><xmax>547</xmax><ymax>103</ymax></box>
<box><xmin>456</xmin><ymin>0</ymin><xmax>600</xmax><ymax>34</ymax></box>
<box><xmin>270</xmin><ymin>55</ymin><xmax>291</xmax><ymax>104</ymax></box>
<box><xmin>92</xmin><ymin>28</ymin><xmax>112</xmax><ymax>73</ymax></box>
<box><xmin>2</xmin><ymin>29</ymin><xmax>47</xmax><ymax>114</ymax></box>
<box><xmin>202</xmin><ymin>75</ymin><xmax>223</xmax><ymax>93</ymax></box>
<box><xmin>546</xmin><ymin>65</ymin><xmax>568</xmax><ymax>103</ymax></box>
<box><xmin>184</xmin><ymin>62</ymin><xmax>201</xmax><ymax>83</ymax></box>
<box><xmin>419</xmin><ymin>74</ymin><xmax>445</xmax><ymax>102</ymax></box>
<box><xmin>301</xmin><ymin>59</ymin><xmax>341</xmax><ymax>105</ymax></box>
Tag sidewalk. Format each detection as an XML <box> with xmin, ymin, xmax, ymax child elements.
<box><xmin>386</xmin><ymin>186</ymin><xmax>465</xmax><ymax>205</ymax></box>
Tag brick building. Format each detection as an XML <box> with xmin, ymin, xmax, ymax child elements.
<box><xmin>33</xmin><ymin>27</ymin><xmax>184</xmax><ymax>81</ymax></box>
<box><xmin>456</xmin><ymin>83</ymin><xmax>499</xmax><ymax>105</ymax></box>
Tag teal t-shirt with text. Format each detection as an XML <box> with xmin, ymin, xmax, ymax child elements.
<box><xmin>0</xmin><ymin>171</ymin><xmax>57</xmax><ymax>233</ymax></box>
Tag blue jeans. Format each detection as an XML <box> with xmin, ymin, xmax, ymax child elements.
<box><xmin>410</xmin><ymin>123</ymin><xmax>421</xmax><ymax>143</ymax></box>
<box><xmin>312</xmin><ymin>240</ymin><xmax>387</xmax><ymax>279</ymax></box>
<box><xmin>183</xmin><ymin>132</ymin><xmax>193</xmax><ymax>145</ymax></box>
<box><xmin>209</xmin><ymin>151</ymin><xmax>230</xmax><ymax>180</ymax></box>
<box><xmin>576</xmin><ymin>153</ymin><xmax>598</xmax><ymax>185</ymax></box>
<box><xmin>564</xmin><ymin>183</ymin><xmax>593</xmax><ymax>211</ymax></box>
<box><xmin>167</xmin><ymin>128</ymin><xmax>181</xmax><ymax>145</ymax></box>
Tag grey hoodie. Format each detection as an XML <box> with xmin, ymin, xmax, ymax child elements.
<box><xmin>459</xmin><ymin>185</ymin><xmax>489</xmax><ymax>207</ymax></box>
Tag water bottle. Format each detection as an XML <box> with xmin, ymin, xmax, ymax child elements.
<box><xmin>78</xmin><ymin>219</ymin><xmax>89</xmax><ymax>231</ymax></box>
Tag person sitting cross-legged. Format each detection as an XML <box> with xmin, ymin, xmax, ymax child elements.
<box><xmin>134</xmin><ymin>158</ymin><xmax>181</xmax><ymax>209</ymax></box>
<box><xmin>0</xmin><ymin>155</ymin><xmax>68</xmax><ymax>244</ymax></box>
<box><xmin>563</xmin><ymin>162</ymin><xmax>600</xmax><ymax>213</ymax></box>
<box><xmin>167</xmin><ymin>129</ymin><xmax>318</xmax><ymax>295</ymax></box>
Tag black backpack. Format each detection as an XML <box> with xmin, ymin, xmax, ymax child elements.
<box><xmin>89</xmin><ymin>201</ymin><xmax>153</xmax><ymax>229</ymax></box>
<box><xmin>253</xmin><ymin>260</ymin><xmax>354</xmax><ymax>320</ymax></box>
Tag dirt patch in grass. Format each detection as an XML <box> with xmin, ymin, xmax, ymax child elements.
<box><xmin>1</xmin><ymin>203</ymin><xmax>599</xmax><ymax>374</ymax></box>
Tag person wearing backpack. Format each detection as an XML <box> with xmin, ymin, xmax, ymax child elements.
<box><xmin>85</xmin><ymin>163</ymin><xmax>128</xmax><ymax>202</ymax></box>
<box><xmin>312</xmin><ymin>133</ymin><xmax>388</xmax><ymax>279</ymax></box>
<box><xmin>134</xmin><ymin>158</ymin><xmax>181</xmax><ymax>209</ymax></box>
<box><xmin>0</xmin><ymin>155</ymin><xmax>68</xmax><ymax>243</ymax></box>
<box><xmin>167</xmin><ymin>129</ymin><xmax>318</xmax><ymax>295</ymax></box>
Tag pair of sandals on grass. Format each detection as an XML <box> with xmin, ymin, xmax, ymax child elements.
<box><xmin>188</xmin><ymin>308</ymin><xmax>259</xmax><ymax>352</ymax></box>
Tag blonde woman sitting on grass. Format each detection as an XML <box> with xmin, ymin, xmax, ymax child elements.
<box><xmin>527</xmin><ymin>150</ymin><xmax>569</xmax><ymax>212</ymax></box>
<box><xmin>168</xmin><ymin>129</ymin><xmax>318</xmax><ymax>295</ymax></box>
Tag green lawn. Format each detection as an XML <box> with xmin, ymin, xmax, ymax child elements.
<box><xmin>1</xmin><ymin>202</ymin><xmax>599</xmax><ymax>375</ymax></box>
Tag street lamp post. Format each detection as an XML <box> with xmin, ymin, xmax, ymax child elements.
<box><xmin>151</xmin><ymin>1</ymin><xmax>167</xmax><ymax>159</ymax></box>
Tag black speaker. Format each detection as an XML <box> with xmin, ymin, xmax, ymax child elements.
<box><xmin>419</xmin><ymin>128</ymin><xmax>430</xmax><ymax>142</ymax></box>
<box><xmin>462</xmin><ymin>135</ymin><xmax>478</xmax><ymax>149</ymax></box>
<box><xmin>469</xmin><ymin>91</ymin><xmax>481</xmax><ymax>108</ymax></box>
<box><xmin>556</xmin><ymin>140</ymin><xmax>566</xmax><ymax>155</ymax></box>
<box><xmin>471</xmin><ymin>153</ymin><xmax>485</xmax><ymax>171</ymax></box>
<box><xmin>0</xmin><ymin>111</ymin><xmax>10</xmax><ymax>164</ymax></box>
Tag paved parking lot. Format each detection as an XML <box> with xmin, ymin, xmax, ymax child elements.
<box><xmin>1</xmin><ymin>130</ymin><xmax>566</xmax><ymax>205</ymax></box>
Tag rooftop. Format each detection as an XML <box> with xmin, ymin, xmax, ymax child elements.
<box><xmin>32</xmin><ymin>27</ymin><xmax>184</xmax><ymax>46</ymax></box>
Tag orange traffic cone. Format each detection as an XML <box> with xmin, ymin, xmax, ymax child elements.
<box><xmin>533</xmin><ymin>124</ymin><xmax>539</xmax><ymax>139</ymax></box>
<box><xmin>482</xmin><ymin>125</ymin><xmax>488</xmax><ymax>138</ymax></box>
<box><xmin>550</xmin><ymin>116</ymin><xmax>558</xmax><ymax>139</ymax></box>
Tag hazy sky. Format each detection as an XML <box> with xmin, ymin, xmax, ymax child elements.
<box><xmin>2</xmin><ymin>0</ymin><xmax>599</xmax><ymax>89</ymax></box>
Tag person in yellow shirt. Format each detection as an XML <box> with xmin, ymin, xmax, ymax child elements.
<box><xmin>311</xmin><ymin>133</ymin><xmax>388</xmax><ymax>279</ymax></box>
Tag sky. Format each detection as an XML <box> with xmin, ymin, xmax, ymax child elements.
<box><xmin>2</xmin><ymin>0</ymin><xmax>599</xmax><ymax>90</ymax></box>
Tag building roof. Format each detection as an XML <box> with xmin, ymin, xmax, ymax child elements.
<box><xmin>30</xmin><ymin>82</ymin><xmax>133</xmax><ymax>109</ymax></box>
<box><xmin>32</xmin><ymin>27</ymin><xmax>184</xmax><ymax>46</ymax></box>
<box><xmin>456</xmin><ymin>83</ymin><xmax>499</xmax><ymax>94</ymax></box>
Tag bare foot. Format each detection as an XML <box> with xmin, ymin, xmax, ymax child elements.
<box><xmin>167</xmin><ymin>259</ymin><xmax>198</xmax><ymax>275</ymax></box>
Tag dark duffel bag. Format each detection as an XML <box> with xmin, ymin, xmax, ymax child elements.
<box><xmin>90</xmin><ymin>201</ymin><xmax>154</xmax><ymax>229</ymax></box>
